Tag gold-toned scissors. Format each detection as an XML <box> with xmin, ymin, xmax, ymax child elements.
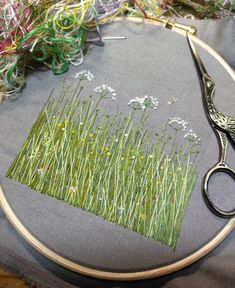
<box><xmin>187</xmin><ymin>33</ymin><xmax>235</xmax><ymax>219</ymax></box>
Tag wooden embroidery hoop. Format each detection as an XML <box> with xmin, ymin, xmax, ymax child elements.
<box><xmin>0</xmin><ymin>17</ymin><xmax>234</xmax><ymax>281</ymax></box>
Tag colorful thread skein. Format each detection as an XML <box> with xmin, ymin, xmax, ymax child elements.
<box><xmin>0</xmin><ymin>0</ymin><xmax>127</xmax><ymax>101</ymax></box>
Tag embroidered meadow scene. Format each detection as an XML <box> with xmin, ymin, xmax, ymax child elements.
<box><xmin>7</xmin><ymin>71</ymin><xmax>201</xmax><ymax>249</ymax></box>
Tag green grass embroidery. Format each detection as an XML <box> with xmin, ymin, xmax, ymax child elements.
<box><xmin>6</xmin><ymin>74</ymin><xmax>201</xmax><ymax>249</ymax></box>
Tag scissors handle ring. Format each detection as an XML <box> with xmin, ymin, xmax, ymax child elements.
<box><xmin>203</xmin><ymin>162</ymin><xmax>235</xmax><ymax>218</ymax></box>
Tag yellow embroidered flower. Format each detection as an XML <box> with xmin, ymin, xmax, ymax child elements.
<box><xmin>69</xmin><ymin>186</ymin><xmax>76</xmax><ymax>194</ymax></box>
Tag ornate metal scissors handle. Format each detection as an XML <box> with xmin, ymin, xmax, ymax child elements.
<box><xmin>187</xmin><ymin>33</ymin><xmax>235</xmax><ymax>218</ymax></box>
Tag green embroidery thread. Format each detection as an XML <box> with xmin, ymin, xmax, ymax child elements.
<box><xmin>7</xmin><ymin>71</ymin><xmax>201</xmax><ymax>249</ymax></box>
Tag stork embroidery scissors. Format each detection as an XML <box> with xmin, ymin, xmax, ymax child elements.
<box><xmin>187</xmin><ymin>33</ymin><xmax>235</xmax><ymax>219</ymax></box>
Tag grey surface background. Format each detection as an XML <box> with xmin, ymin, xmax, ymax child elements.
<box><xmin>0</xmin><ymin>17</ymin><xmax>234</xmax><ymax>287</ymax></box>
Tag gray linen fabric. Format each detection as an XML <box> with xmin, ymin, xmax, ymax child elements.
<box><xmin>0</xmin><ymin>17</ymin><xmax>234</xmax><ymax>287</ymax></box>
<box><xmin>179</xmin><ymin>17</ymin><xmax>235</xmax><ymax>69</ymax></box>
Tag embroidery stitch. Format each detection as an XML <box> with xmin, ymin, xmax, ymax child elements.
<box><xmin>6</xmin><ymin>71</ymin><xmax>201</xmax><ymax>249</ymax></box>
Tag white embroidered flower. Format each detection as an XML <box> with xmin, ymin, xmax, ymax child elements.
<box><xmin>168</xmin><ymin>117</ymin><xmax>188</xmax><ymax>131</ymax></box>
<box><xmin>128</xmin><ymin>95</ymin><xmax>158</xmax><ymax>110</ymax></box>
<box><xmin>128</xmin><ymin>97</ymin><xmax>145</xmax><ymax>110</ymax></box>
<box><xmin>143</xmin><ymin>95</ymin><xmax>158</xmax><ymax>109</ymax></box>
<box><xmin>184</xmin><ymin>129</ymin><xmax>201</xmax><ymax>144</ymax></box>
<box><xmin>75</xmin><ymin>70</ymin><xmax>94</xmax><ymax>81</ymax></box>
<box><xmin>94</xmin><ymin>84</ymin><xmax>116</xmax><ymax>100</ymax></box>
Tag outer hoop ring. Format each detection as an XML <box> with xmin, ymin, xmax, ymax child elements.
<box><xmin>0</xmin><ymin>17</ymin><xmax>234</xmax><ymax>281</ymax></box>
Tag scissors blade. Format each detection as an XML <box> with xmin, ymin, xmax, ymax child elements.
<box><xmin>187</xmin><ymin>33</ymin><xmax>210</xmax><ymax>80</ymax></box>
<box><xmin>187</xmin><ymin>33</ymin><xmax>217</xmax><ymax>124</ymax></box>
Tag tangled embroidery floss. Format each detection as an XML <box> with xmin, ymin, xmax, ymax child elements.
<box><xmin>125</xmin><ymin>0</ymin><xmax>235</xmax><ymax>19</ymax></box>
<box><xmin>0</xmin><ymin>0</ymin><xmax>127</xmax><ymax>101</ymax></box>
